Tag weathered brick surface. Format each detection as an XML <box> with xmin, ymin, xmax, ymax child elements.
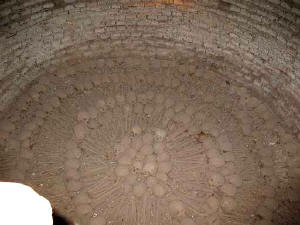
<box><xmin>0</xmin><ymin>0</ymin><xmax>299</xmax><ymax>133</ymax></box>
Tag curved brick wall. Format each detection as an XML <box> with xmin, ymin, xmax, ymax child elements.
<box><xmin>0</xmin><ymin>0</ymin><xmax>300</xmax><ymax>132</ymax></box>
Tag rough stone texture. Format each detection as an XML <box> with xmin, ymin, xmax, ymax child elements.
<box><xmin>0</xmin><ymin>1</ymin><xmax>299</xmax><ymax>134</ymax></box>
<box><xmin>0</xmin><ymin>1</ymin><xmax>300</xmax><ymax>224</ymax></box>
<box><xmin>0</xmin><ymin>53</ymin><xmax>298</xmax><ymax>225</ymax></box>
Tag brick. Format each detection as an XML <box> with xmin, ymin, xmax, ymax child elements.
<box><xmin>20</xmin><ymin>8</ymin><xmax>31</xmax><ymax>16</ymax></box>
<box><xmin>32</xmin><ymin>5</ymin><xmax>42</xmax><ymax>13</ymax></box>
<box><xmin>0</xmin><ymin>7</ymin><xmax>11</xmax><ymax>16</ymax></box>
<box><xmin>229</xmin><ymin>5</ymin><xmax>240</xmax><ymax>13</ymax></box>
<box><xmin>64</xmin><ymin>4</ymin><xmax>74</xmax><ymax>10</ymax></box>
<box><xmin>10</xmin><ymin>13</ymin><xmax>20</xmax><ymax>20</ymax></box>
<box><xmin>43</xmin><ymin>2</ymin><xmax>54</xmax><ymax>9</ymax></box>
<box><xmin>31</xmin><ymin>12</ymin><xmax>41</xmax><ymax>20</ymax></box>
<box><xmin>64</xmin><ymin>0</ymin><xmax>76</xmax><ymax>3</ymax></box>
<box><xmin>268</xmin><ymin>0</ymin><xmax>280</xmax><ymax>4</ymax></box>
<box><xmin>75</xmin><ymin>2</ymin><xmax>85</xmax><ymax>8</ymax></box>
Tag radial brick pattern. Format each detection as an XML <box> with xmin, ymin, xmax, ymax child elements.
<box><xmin>0</xmin><ymin>1</ymin><xmax>300</xmax><ymax>224</ymax></box>
<box><xmin>0</xmin><ymin>56</ymin><xmax>299</xmax><ymax>225</ymax></box>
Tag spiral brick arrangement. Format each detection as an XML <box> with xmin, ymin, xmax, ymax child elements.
<box><xmin>0</xmin><ymin>1</ymin><xmax>300</xmax><ymax>225</ymax></box>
